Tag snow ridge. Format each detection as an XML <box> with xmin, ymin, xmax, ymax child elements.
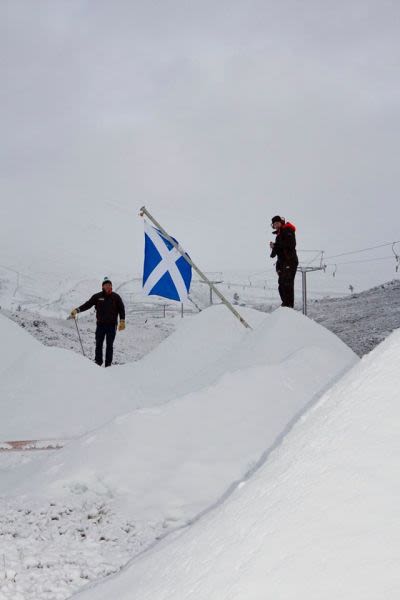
<box><xmin>1</xmin><ymin>306</ymin><xmax>358</xmax><ymax>599</ymax></box>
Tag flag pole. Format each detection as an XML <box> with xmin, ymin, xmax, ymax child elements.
<box><xmin>139</xmin><ymin>206</ymin><xmax>252</xmax><ymax>330</ymax></box>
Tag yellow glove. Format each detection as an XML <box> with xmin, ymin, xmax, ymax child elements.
<box><xmin>70</xmin><ymin>308</ymin><xmax>79</xmax><ymax>319</ymax></box>
<box><xmin>118</xmin><ymin>320</ymin><xmax>125</xmax><ymax>331</ymax></box>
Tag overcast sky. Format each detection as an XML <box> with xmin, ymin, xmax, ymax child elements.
<box><xmin>1</xmin><ymin>1</ymin><xmax>400</xmax><ymax>289</ymax></box>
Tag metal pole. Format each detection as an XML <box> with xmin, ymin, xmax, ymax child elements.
<box><xmin>302</xmin><ymin>270</ymin><xmax>307</xmax><ymax>316</ymax></box>
<box><xmin>139</xmin><ymin>206</ymin><xmax>252</xmax><ymax>330</ymax></box>
<box><xmin>187</xmin><ymin>294</ymin><xmax>202</xmax><ymax>313</ymax></box>
<box><xmin>209</xmin><ymin>285</ymin><xmax>213</xmax><ymax>306</ymax></box>
<box><xmin>74</xmin><ymin>318</ymin><xmax>86</xmax><ymax>357</ymax></box>
<box><xmin>181</xmin><ymin>303</ymin><xmax>184</xmax><ymax>318</ymax></box>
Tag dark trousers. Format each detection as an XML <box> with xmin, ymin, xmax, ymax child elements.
<box><xmin>277</xmin><ymin>265</ymin><xmax>297</xmax><ymax>308</ymax></box>
<box><xmin>95</xmin><ymin>323</ymin><xmax>117</xmax><ymax>367</ymax></box>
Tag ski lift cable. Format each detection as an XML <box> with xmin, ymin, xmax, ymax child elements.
<box><xmin>303</xmin><ymin>251</ymin><xmax>324</xmax><ymax>267</ymax></box>
<box><xmin>299</xmin><ymin>240</ymin><xmax>400</xmax><ymax>272</ymax></box>
<box><xmin>297</xmin><ymin>249</ymin><xmax>325</xmax><ymax>253</ymax></box>
<box><xmin>325</xmin><ymin>255</ymin><xmax>394</xmax><ymax>267</ymax></box>
<box><xmin>324</xmin><ymin>240</ymin><xmax>400</xmax><ymax>260</ymax></box>
<box><xmin>392</xmin><ymin>243</ymin><xmax>400</xmax><ymax>272</ymax></box>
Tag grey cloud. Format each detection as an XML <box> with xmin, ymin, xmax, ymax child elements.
<box><xmin>1</xmin><ymin>1</ymin><xmax>399</xmax><ymax>286</ymax></box>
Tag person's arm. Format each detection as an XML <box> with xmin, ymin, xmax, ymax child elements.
<box><xmin>117</xmin><ymin>294</ymin><xmax>126</xmax><ymax>330</ymax></box>
<box><xmin>282</xmin><ymin>229</ymin><xmax>296</xmax><ymax>250</ymax></box>
<box><xmin>115</xmin><ymin>294</ymin><xmax>125</xmax><ymax>320</ymax></box>
<box><xmin>281</xmin><ymin>230</ymin><xmax>296</xmax><ymax>261</ymax></box>
<box><xmin>270</xmin><ymin>234</ymin><xmax>280</xmax><ymax>258</ymax></box>
<box><xmin>77</xmin><ymin>295</ymin><xmax>97</xmax><ymax>313</ymax></box>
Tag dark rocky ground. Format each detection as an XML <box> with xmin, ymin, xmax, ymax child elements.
<box><xmin>307</xmin><ymin>279</ymin><xmax>400</xmax><ymax>356</ymax></box>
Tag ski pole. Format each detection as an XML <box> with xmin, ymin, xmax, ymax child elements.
<box><xmin>67</xmin><ymin>314</ymin><xmax>86</xmax><ymax>357</ymax></box>
<box><xmin>74</xmin><ymin>317</ymin><xmax>86</xmax><ymax>357</ymax></box>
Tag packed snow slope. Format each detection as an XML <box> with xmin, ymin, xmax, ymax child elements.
<box><xmin>5</xmin><ymin>308</ymin><xmax>356</xmax><ymax>525</ymax></box>
<box><xmin>0</xmin><ymin>303</ymin><xmax>352</xmax><ymax>442</ymax></box>
<box><xmin>0</xmin><ymin>307</ymin><xmax>357</xmax><ymax>600</ymax></box>
<box><xmin>0</xmin><ymin>307</ymin><xmax>265</xmax><ymax>440</ymax></box>
<box><xmin>0</xmin><ymin>314</ymin><xmax>131</xmax><ymax>439</ymax></box>
<box><xmin>76</xmin><ymin>326</ymin><xmax>400</xmax><ymax>600</ymax></box>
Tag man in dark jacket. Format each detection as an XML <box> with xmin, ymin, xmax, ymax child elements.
<box><xmin>270</xmin><ymin>215</ymin><xmax>299</xmax><ymax>308</ymax></box>
<box><xmin>70</xmin><ymin>277</ymin><xmax>125</xmax><ymax>367</ymax></box>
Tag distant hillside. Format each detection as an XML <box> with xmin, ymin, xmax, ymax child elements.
<box><xmin>308</xmin><ymin>280</ymin><xmax>400</xmax><ymax>356</ymax></box>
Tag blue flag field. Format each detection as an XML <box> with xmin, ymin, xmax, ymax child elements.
<box><xmin>142</xmin><ymin>221</ymin><xmax>192</xmax><ymax>302</ymax></box>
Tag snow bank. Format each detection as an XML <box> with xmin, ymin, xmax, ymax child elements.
<box><xmin>0</xmin><ymin>313</ymin><xmax>38</xmax><ymax>375</ymax></box>
<box><xmin>117</xmin><ymin>304</ymin><xmax>266</xmax><ymax>405</ymax></box>
<box><xmin>0</xmin><ymin>307</ymin><xmax>358</xmax><ymax>600</ymax></box>
<box><xmin>0</xmin><ymin>306</ymin><xmax>264</xmax><ymax>440</ymax></box>
<box><xmin>76</xmin><ymin>328</ymin><xmax>400</xmax><ymax>600</ymax></box>
<box><xmin>8</xmin><ymin>309</ymin><xmax>356</xmax><ymax>522</ymax></box>
<box><xmin>0</xmin><ymin>314</ymin><xmax>131</xmax><ymax>439</ymax></box>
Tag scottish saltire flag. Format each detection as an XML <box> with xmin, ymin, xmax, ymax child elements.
<box><xmin>142</xmin><ymin>221</ymin><xmax>192</xmax><ymax>301</ymax></box>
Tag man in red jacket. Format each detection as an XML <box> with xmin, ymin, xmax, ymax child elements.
<box><xmin>70</xmin><ymin>277</ymin><xmax>125</xmax><ymax>367</ymax></box>
<box><xmin>269</xmin><ymin>215</ymin><xmax>299</xmax><ymax>308</ymax></box>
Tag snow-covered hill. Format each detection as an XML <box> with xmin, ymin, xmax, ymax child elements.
<box><xmin>0</xmin><ymin>270</ymin><xmax>398</xmax><ymax>600</ymax></box>
<box><xmin>309</xmin><ymin>279</ymin><xmax>400</xmax><ymax>355</ymax></box>
<box><xmin>75</xmin><ymin>320</ymin><xmax>400</xmax><ymax>600</ymax></box>
<box><xmin>0</xmin><ymin>306</ymin><xmax>356</xmax><ymax>599</ymax></box>
<box><xmin>0</xmin><ymin>314</ymin><xmax>131</xmax><ymax>440</ymax></box>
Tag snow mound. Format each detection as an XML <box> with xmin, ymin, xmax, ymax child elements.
<box><xmin>0</xmin><ymin>306</ymin><xmax>264</xmax><ymax>440</ymax></box>
<box><xmin>8</xmin><ymin>309</ymin><xmax>356</xmax><ymax>526</ymax></box>
<box><xmin>0</xmin><ymin>313</ymin><xmax>38</xmax><ymax>375</ymax></box>
<box><xmin>0</xmin><ymin>314</ymin><xmax>131</xmax><ymax>439</ymax></box>
<box><xmin>117</xmin><ymin>304</ymin><xmax>266</xmax><ymax>405</ymax></box>
<box><xmin>76</xmin><ymin>327</ymin><xmax>400</xmax><ymax>600</ymax></box>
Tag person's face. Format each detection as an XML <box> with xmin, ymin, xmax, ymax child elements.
<box><xmin>272</xmin><ymin>221</ymin><xmax>282</xmax><ymax>232</ymax></box>
<box><xmin>102</xmin><ymin>282</ymin><xmax>112</xmax><ymax>294</ymax></box>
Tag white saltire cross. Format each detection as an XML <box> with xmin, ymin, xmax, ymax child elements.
<box><xmin>143</xmin><ymin>220</ymin><xmax>188</xmax><ymax>300</ymax></box>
